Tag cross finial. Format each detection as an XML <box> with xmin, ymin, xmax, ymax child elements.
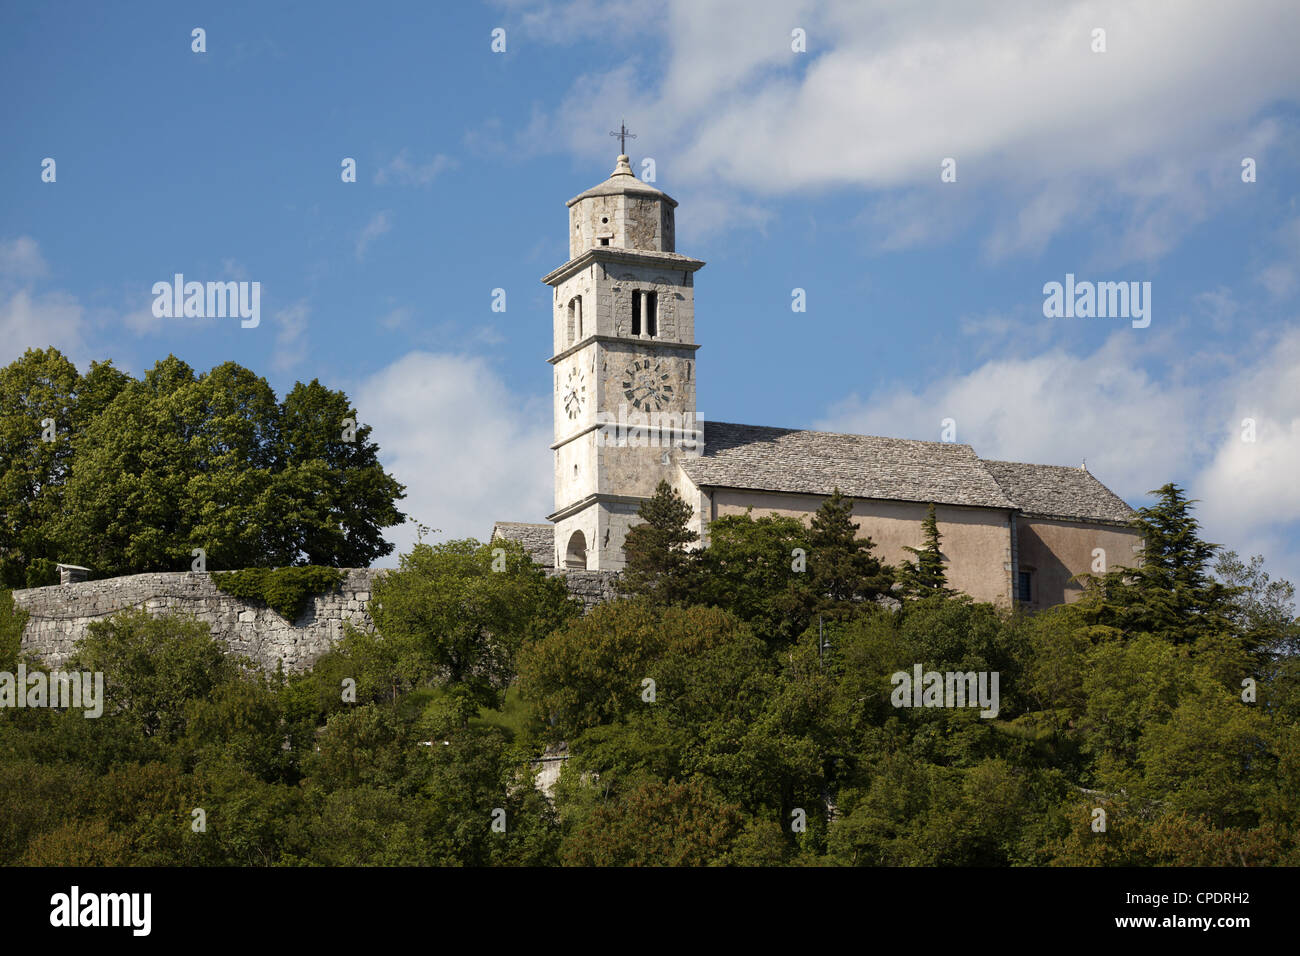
<box><xmin>610</xmin><ymin>120</ymin><xmax>636</xmax><ymax>155</ymax></box>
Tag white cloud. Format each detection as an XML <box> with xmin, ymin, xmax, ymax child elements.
<box><xmin>816</xmin><ymin>331</ymin><xmax>1202</xmax><ymax>503</ymax></box>
<box><xmin>374</xmin><ymin>150</ymin><xmax>455</xmax><ymax>187</ymax></box>
<box><xmin>511</xmin><ymin>0</ymin><xmax>1300</xmax><ymax>260</ymax></box>
<box><xmin>1196</xmin><ymin>327</ymin><xmax>1300</xmax><ymax>529</ymax></box>
<box><xmin>379</xmin><ymin>306</ymin><xmax>413</xmax><ymax>330</ymax></box>
<box><xmin>122</xmin><ymin>307</ymin><xmax>163</xmax><ymax>336</ymax></box>
<box><xmin>817</xmin><ymin>321</ymin><xmax>1300</xmax><ymax>586</ymax></box>
<box><xmin>272</xmin><ymin>301</ymin><xmax>311</xmax><ymax>372</ymax></box>
<box><xmin>355</xmin><ymin>351</ymin><xmax>553</xmax><ymax>561</ymax></box>
<box><xmin>0</xmin><ymin>236</ymin><xmax>48</xmax><ymax>279</ymax></box>
<box><xmin>0</xmin><ymin>289</ymin><xmax>85</xmax><ymax>365</ymax></box>
<box><xmin>356</xmin><ymin>211</ymin><xmax>392</xmax><ymax>260</ymax></box>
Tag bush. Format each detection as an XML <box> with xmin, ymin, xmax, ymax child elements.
<box><xmin>212</xmin><ymin>566</ymin><xmax>345</xmax><ymax>621</ymax></box>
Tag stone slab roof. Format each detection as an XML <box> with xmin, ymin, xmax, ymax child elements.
<box><xmin>681</xmin><ymin>422</ymin><xmax>1017</xmax><ymax>510</ymax></box>
<box><xmin>490</xmin><ymin>521</ymin><xmax>552</xmax><ymax>566</ymax></box>
<box><xmin>981</xmin><ymin>460</ymin><xmax>1135</xmax><ymax>524</ymax></box>
<box><xmin>680</xmin><ymin>421</ymin><xmax>1133</xmax><ymax>524</ymax></box>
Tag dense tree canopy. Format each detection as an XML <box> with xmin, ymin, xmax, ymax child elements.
<box><xmin>0</xmin><ymin>478</ymin><xmax>1296</xmax><ymax>866</ymax></box>
<box><xmin>0</xmin><ymin>349</ymin><xmax>405</xmax><ymax>585</ymax></box>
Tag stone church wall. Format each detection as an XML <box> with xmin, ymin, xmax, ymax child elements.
<box><xmin>11</xmin><ymin>568</ymin><xmax>620</xmax><ymax>673</ymax></box>
<box><xmin>708</xmin><ymin>488</ymin><xmax>1017</xmax><ymax>605</ymax></box>
<box><xmin>1015</xmin><ymin>517</ymin><xmax>1142</xmax><ymax>607</ymax></box>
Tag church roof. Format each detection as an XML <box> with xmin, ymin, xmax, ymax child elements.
<box><xmin>567</xmin><ymin>154</ymin><xmax>677</xmax><ymax>207</ymax></box>
<box><xmin>981</xmin><ymin>460</ymin><xmax>1135</xmax><ymax>524</ymax></box>
<box><xmin>490</xmin><ymin>521</ymin><xmax>552</xmax><ymax>565</ymax></box>
<box><xmin>681</xmin><ymin>421</ymin><xmax>1017</xmax><ymax>510</ymax></box>
<box><xmin>680</xmin><ymin>421</ymin><xmax>1135</xmax><ymax>524</ymax></box>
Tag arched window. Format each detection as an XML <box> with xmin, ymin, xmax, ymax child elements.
<box><xmin>631</xmin><ymin>290</ymin><xmax>657</xmax><ymax>337</ymax></box>
<box><xmin>565</xmin><ymin>530</ymin><xmax>588</xmax><ymax>570</ymax></box>
<box><xmin>567</xmin><ymin>296</ymin><xmax>583</xmax><ymax>345</ymax></box>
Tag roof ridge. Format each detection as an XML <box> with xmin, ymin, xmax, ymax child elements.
<box><xmin>706</xmin><ymin>420</ymin><xmax>978</xmax><ymax>452</ymax></box>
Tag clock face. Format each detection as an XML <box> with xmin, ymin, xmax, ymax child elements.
<box><xmin>563</xmin><ymin>366</ymin><xmax>586</xmax><ymax>419</ymax></box>
<box><xmin>621</xmin><ymin>358</ymin><xmax>675</xmax><ymax>411</ymax></box>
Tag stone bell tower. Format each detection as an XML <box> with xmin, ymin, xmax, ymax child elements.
<box><xmin>543</xmin><ymin>151</ymin><xmax>705</xmax><ymax>571</ymax></box>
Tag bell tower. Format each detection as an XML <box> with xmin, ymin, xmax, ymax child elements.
<box><xmin>543</xmin><ymin>151</ymin><xmax>705</xmax><ymax>571</ymax></box>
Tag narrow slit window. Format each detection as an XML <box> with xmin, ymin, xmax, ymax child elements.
<box><xmin>631</xmin><ymin>290</ymin><xmax>641</xmax><ymax>336</ymax></box>
<box><xmin>645</xmin><ymin>292</ymin><xmax>657</xmax><ymax>337</ymax></box>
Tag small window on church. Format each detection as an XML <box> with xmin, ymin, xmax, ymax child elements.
<box><xmin>567</xmin><ymin>296</ymin><xmax>582</xmax><ymax>343</ymax></box>
<box><xmin>599</xmin><ymin>237</ymin><xmax>610</xmax><ymax>246</ymax></box>
<box><xmin>1017</xmin><ymin>571</ymin><xmax>1032</xmax><ymax>603</ymax></box>
<box><xmin>631</xmin><ymin>291</ymin><xmax>657</xmax><ymax>337</ymax></box>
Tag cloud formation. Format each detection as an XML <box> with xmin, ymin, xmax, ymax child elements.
<box><xmin>355</xmin><ymin>351</ymin><xmax>552</xmax><ymax>562</ymax></box>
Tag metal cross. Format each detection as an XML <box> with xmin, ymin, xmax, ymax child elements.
<box><xmin>610</xmin><ymin>120</ymin><xmax>636</xmax><ymax>154</ymax></box>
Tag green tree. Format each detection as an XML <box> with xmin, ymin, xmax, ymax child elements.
<box><xmin>361</xmin><ymin>538</ymin><xmax>575</xmax><ymax>711</ymax></box>
<box><xmin>68</xmin><ymin>609</ymin><xmax>240</xmax><ymax>744</ymax></box>
<box><xmin>1076</xmin><ymin>483</ymin><xmax>1238</xmax><ymax>645</ymax></box>
<box><xmin>620</xmin><ymin>480</ymin><xmax>698</xmax><ymax>603</ymax></box>
<box><xmin>693</xmin><ymin>511</ymin><xmax>816</xmax><ymax>645</ymax></box>
<box><xmin>559</xmin><ymin>777</ymin><xmax>747</xmax><ymax>866</ymax></box>
<box><xmin>897</xmin><ymin>503</ymin><xmax>951</xmax><ymax>598</ymax></box>
<box><xmin>264</xmin><ymin>379</ymin><xmax>406</xmax><ymax>567</ymax></box>
<box><xmin>806</xmin><ymin>488</ymin><xmax>892</xmax><ymax>618</ymax></box>
<box><xmin>0</xmin><ymin>348</ymin><xmax>80</xmax><ymax>586</ymax></box>
<box><xmin>48</xmin><ymin>356</ymin><xmax>406</xmax><ymax>576</ymax></box>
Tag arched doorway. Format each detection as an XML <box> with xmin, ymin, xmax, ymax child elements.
<box><xmin>565</xmin><ymin>530</ymin><xmax>588</xmax><ymax>569</ymax></box>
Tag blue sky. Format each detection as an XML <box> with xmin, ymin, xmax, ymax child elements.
<box><xmin>3</xmin><ymin>0</ymin><xmax>1299</xmax><ymax>585</ymax></box>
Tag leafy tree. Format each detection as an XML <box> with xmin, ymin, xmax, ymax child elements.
<box><xmin>361</xmin><ymin>538</ymin><xmax>575</xmax><ymax>711</ymax></box>
<box><xmin>7</xmin><ymin>353</ymin><xmax>408</xmax><ymax>579</ymax></box>
<box><xmin>68</xmin><ymin>609</ymin><xmax>241</xmax><ymax>744</ymax></box>
<box><xmin>0</xmin><ymin>588</ymin><xmax>27</xmax><ymax>672</ymax></box>
<box><xmin>559</xmin><ymin>777</ymin><xmax>747</xmax><ymax>866</ymax></box>
<box><xmin>267</xmin><ymin>380</ymin><xmax>406</xmax><ymax>566</ymax></box>
<box><xmin>1215</xmin><ymin>549</ymin><xmax>1300</xmax><ymax>657</ymax></box>
<box><xmin>0</xmin><ymin>348</ymin><xmax>79</xmax><ymax>586</ymax></box>
<box><xmin>692</xmin><ymin>512</ymin><xmax>816</xmax><ymax>646</ymax></box>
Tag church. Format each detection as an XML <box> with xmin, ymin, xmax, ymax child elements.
<box><xmin>494</xmin><ymin>152</ymin><xmax>1142</xmax><ymax>609</ymax></box>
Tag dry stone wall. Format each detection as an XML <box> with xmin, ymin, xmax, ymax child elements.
<box><xmin>12</xmin><ymin>570</ymin><xmax>381</xmax><ymax>672</ymax></box>
<box><xmin>11</xmin><ymin>567</ymin><xmax>620</xmax><ymax>672</ymax></box>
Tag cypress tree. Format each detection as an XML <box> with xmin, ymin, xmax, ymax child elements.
<box><xmin>898</xmin><ymin>503</ymin><xmax>951</xmax><ymax>598</ymax></box>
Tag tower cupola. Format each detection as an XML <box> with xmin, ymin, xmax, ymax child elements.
<box><xmin>566</xmin><ymin>154</ymin><xmax>676</xmax><ymax>257</ymax></box>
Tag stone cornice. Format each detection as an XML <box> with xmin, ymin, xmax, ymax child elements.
<box><xmin>548</xmin><ymin>335</ymin><xmax>701</xmax><ymax>365</ymax></box>
<box><xmin>541</xmin><ymin>247</ymin><xmax>705</xmax><ymax>286</ymax></box>
<box><xmin>547</xmin><ymin>492</ymin><xmax>650</xmax><ymax>523</ymax></box>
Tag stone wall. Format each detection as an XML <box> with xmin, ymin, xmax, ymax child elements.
<box><xmin>13</xmin><ymin>569</ymin><xmax>382</xmax><ymax>672</ymax></box>
<box><xmin>11</xmin><ymin>567</ymin><xmax>620</xmax><ymax>673</ymax></box>
<box><xmin>548</xmin><ymin>568</ymin><xmax>621</xmax><ymax>610</ymax></box>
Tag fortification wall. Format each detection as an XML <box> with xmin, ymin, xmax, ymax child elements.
<box><xmin>11</xmin><ymin>567</ymin><xmax>620</xmax><ymax>672</ymax></box>
<box><xmin>12</xmin><ymin>569</ymin><xmax>382</xmax><ymax>672</ymax></box>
